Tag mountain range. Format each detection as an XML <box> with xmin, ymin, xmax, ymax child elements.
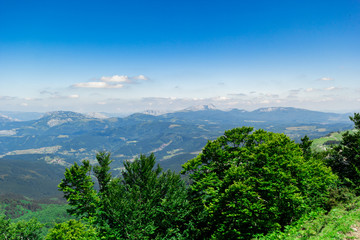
<box><xmin>0</xmin><ymin>106</ymin><xmax>354</xmax><ymax>198</ymax></box>
<box><xmin>0</xmin><ymin>106</ymin><xmax>353</xmax><ymax>168</ymax></box>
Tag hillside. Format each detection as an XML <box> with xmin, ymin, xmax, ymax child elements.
<box><xmin>0</xmin><ymin>158</ymin><xmax>65</xmax><ymax>198</ymax></box>
<box><xmin>311</xmin><ymin>129</ymin><xmax>357</xmax><ymax>152</ymax></box>
<box><xmin>0</xmin><ymin>107</ymin><xmax>352</xmax><ymax>170</ymax></box>
<box><xmin>0</xmin><ymin>107</ymin><xmax>354</xmax><ymax>198</ymax></box>
<box><xmin>256</xmin><ymin>196</ymin><xmax>360</xmax><ymax>240</ymax></box>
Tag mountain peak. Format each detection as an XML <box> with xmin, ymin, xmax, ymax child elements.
<box><xmin>142</xmin><ymin>110</ymin><xmax>166</xmax><ymax>116</ymax></box>
<box><xmin>43</xmin><ymin>111</ymin><xmax>86</xmax><ymax>118</ymax></box>
<box><xmin>85</xmin><ymin>112</ymin><xmax>109</xmax><ymax>119</ymax></box>
<box><xmin>255</xmin><ymin>107</ymin><xmax>292</xmax><ymax>113</ymax></box>
<box><xmin>184</xmin><ymin>104</ymin><xmax>217</xmax><ymax>111</ymax></box>
<box><xmin>41</xmin><ymin>111</ymin><xmax>88</xmax><ymax>127</ymax></box>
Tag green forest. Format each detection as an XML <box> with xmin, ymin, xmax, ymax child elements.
<box><xmin>1</xmin><ymin>113</ymin><xmax>360</xmax><ymax>239</ymax></box>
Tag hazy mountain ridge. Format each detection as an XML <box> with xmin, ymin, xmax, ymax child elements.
<box><xmin>0</xmin><ymin>114</ymin><xmax>18</xmax><ymax>123</ymax></box>
<box><xmin>0</xmin><ymin>111</ymin><xmax>43</xmax><ymax>121</ymax></box>
<box><xmin>0</xmin><ymin>106</ymin><xmax>350</xmax><ymax>122</ymax></box>
<box><xmin>0</xmin><ymin>107</ymin><xmax>353</xmax><ymax>172</ymax></box>
<box><xmin>0</xmin><ymin>106</ymin><xmax>354</xmax><ymax>198</ymax></box>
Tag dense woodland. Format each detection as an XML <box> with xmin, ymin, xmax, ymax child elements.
<box><xmin>1</xmin><ymin>113</ymin><xmax>360</xmax><ymax>239</ymax></box>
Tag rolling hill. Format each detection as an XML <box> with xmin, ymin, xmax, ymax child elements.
<box><xmin>0</xmin><ymin>106</ymin><xmax>355</xmax><ymax>198</ymax></box>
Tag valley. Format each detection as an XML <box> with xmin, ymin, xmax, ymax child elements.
<box><xmin>0</xmin><ymin>106</ymin><xmax>354</xmax><ymax>198</ymax></box>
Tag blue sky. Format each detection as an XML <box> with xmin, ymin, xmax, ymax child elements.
<box><xmin>0</xmin><ymin>0</ymin><xmax>359</xmax><ymax>113</ymax></box>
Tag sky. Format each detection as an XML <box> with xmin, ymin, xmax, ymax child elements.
<box><xmin>0</xmin><ymin>0</ymin><xmax>359</xmax><ymax>114</ymax></box>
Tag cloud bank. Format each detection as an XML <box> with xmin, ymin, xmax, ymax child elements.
<box><xmin>72</xmin><ymin>75</ymin><xmax>148</xmax><ymax>89</ymax></box>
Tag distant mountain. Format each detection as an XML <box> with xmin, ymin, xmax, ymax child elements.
<box><xmin>142</xmin><ymin>110</ymin><xmax>167</xmax><ymax>116</ymax></box>
<box><xmin>0</xmin><ymin>107</ymin><xmax>352</xmax><ymax>166</ymax></box>
<box><xmin>85</xmin><ymin>112</ymin><xmax>109</xmax><ymax>119</ymax></box>
<box><xmin>248</xmin><ymin>107</ymin><xmax>349</xmax><ymax>123</ymax></box>
<box><xmin>0</xmin><ymin>114</ymin><xmax>17</xmax><ymax>123</ymax></box>
<box><xmin>0</xmin><ymin>111</ymin><xmax>43</xmax><ymax>121</ymax></box>
<box><xmin>0</xmin><ymin>107</ymin><xmax>354</xmax><ymax>198</ymax></box>
<box><xmin>183</xmin><ymin>104</ymin><xmax>217</xmax><ymax>111</ymax></box>
<box><xmin>39</xmin><ymin>111</ymin><xmax>90</xmax><ymax>127</ymax></box>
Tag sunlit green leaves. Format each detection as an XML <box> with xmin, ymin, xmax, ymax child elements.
<box><xmin>45</xmin><ymin>219</ymin><xmax>98</xmax><ymax>240</ymax></box>
<box><xmin>328</xmin><ymin>113</ymin><xmax>360</xmax><ymax>193</ymax></box>
<box><xmin>183</xmin><ymin>127</ymin><xmax>337</xmax><ymax>239</ymax></box>
<box><xmin>0</xmin><ymin>216</ymin><xmax>43</xmax><ymax>240</ymax></box>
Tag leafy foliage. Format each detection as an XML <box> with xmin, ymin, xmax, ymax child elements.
<box><xmin>328</xmin><ymin>113</ymin><xmax>360</xmax><ymax>193</ymax></box>
<box><xmin>93</xmin><ymin>152</ymin><xmax>112</xmax><ymax>195</ymax></box>
<box><xmin>59</xmin><ymin>152</ymin><xmax>192</xmax><ymax>239</ymax></box>
<box><xmin>0</xmin><ymin>194</ymin><xmax>72</xmax><ymax>237</ymax></box>
<box><xmin>0</xmin><ymin>195</ymin><xmax>42</xmax><ymax>219</ymax></box>
<box><xmin>182</xmin><ymin>127</ymin><xmax>337</xmax><ymax>239</ymax></box>
<box><xmin>58</xmin><ymin>160</ymin><xmax>99</xmax><ymax>218</ymax></box>
<box><xmin>45</xmin><ymin>219</ymin><xmax>98</xmax><ymax>240</ymax></box>
<box><xmin>256</xmin><ymin>196</ymin><xmax>360</xmax><ymax>240</ymax></box>
<box><xmin>299</xmin><ymin>135</ymin><xmax>313</xmax><ymax>160</ymax></box>
<box><xmin>0</xmin><ymin>215</ymin><xmax>43</xmax><ymax>240</ymax></box>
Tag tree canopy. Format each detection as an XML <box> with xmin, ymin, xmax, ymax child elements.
<box><xmin>182</xmin><ymin>127</ymin><xmax>337</xmax><ymax>239</ymax></box>
<box><xmin>328</xmin><ymin>113</ymin><xmax>360</xmax><ymax>193</ymax></box>
<box><xmin>58</xmin><ymin>152</ymin><xmax>192</xmax><ymax>239</ymax></box>
<box><xmin>0</xmin><ymin>216</ymin><xmax>43</xmax><ymax>240</ymax></box>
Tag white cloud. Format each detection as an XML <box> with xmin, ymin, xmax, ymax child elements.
<box><xmin>68</xmin><ymin>94</ymin><xmax>80</xmax><ymax>99</ymax></box>
<box><xmin>325</xmin><ymin>86</ymin><xmax>337</xmax><ymax>91</ymax></box>
<box><xmin>72</xmin><ymin>74</ymin><xmax>148</xmax><ymax>89</ymax></box>
<box><xmin>264</xmin><ymin>93</ymin><xmax>279</xmax><ymax>98</ymax></box>
<box><xmin>228</xmin><ymin>93</ymin><xmax>247</xmax><ymax>97</ymax></box>
<box><xmin>73</xmin><ymin>82</ymin><xmax>123</xmax><ymax>89</ymax></box>
<box><xmin>134</xmin><ymin>74</ymin><xmax>148</xmax><ymax>80</ymax></box>
<box><xmin>214</xmin><ymin>96</ymin><xmax>230</xmax><ymax>101</ymax></box>
<box><xmin>319</xmin><ymin>97</ymin><xmax>334</xmax><ymax>102</ymax></box>
<box><xmin>100</xmin><ymin>74</ymin><xmax>148</xmax><ymax>83</ymax></box>
<box><xmin>306</xmin><ymin>88</ymin><xmax>315</xmax><ymax>92</ymax></box>
<box><xmin>319</xmin><ymin>77</ymin><xmax>334</xmax><ymax>81</ymax></box>
<box><xmin>101</xmin><ymin>75</ymin><xmax>130</xmax><ymax>83</ymax></box>
<box><xmin>40</xmin><ymin>91</ymin><xmax>81</xmax><ymax>99</ymax></box>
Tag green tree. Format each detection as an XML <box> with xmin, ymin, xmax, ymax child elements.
<box><xmin>0</xmin><ymin>216</ymin><xmax>43</xmax><ymax>240</ymax></box>
<box><xmin>102</xmin><ymin>154</ymin><xmax>192</xmax><ymax>239</ymax></box>
<box><xmin>45</xmin><ymin>219</ymin><xmax>98</xmax><ymax>240</ymax></box>
<box><xmin>328</xmin><ymin>113</ymin><xmax>360</xmax><ymax>193</ymax></box>
<box><xmin>58</xmin><ymin>159</ymin><xmax>99</xmax><ymax>218</ymax></box>
<box><xmin>93</xmin><ymin>152</ymin><xmax>112</xmax><ymax>195</ymax></box>
<box><xmin>299</xmin><ymin>135</ymin><xmax>313</xmax><ymax>160</ymax></box>
<box><xmin>182</xmin><ymin>127</ymin><xmax>337</xmax><ymax>239</ymax></box>
<box><xmin>59</xmin><ymin>152</ymin><xmax>192</xmax><ymax>239</ymax></box>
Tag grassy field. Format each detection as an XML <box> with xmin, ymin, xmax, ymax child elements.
<box><xmin>311</xmin><ymin>130</ymin><xmax>356</xmax><ymax>152</ymax></box>
<box><xmin>256</xmin><ymin>196</ymin><xmax>360</xmax><ymax>240</ymax></box>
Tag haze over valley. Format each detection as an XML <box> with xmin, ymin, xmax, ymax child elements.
<box><xmin>0</xmin><ymin>106</ymin><xmax>354</xmax><ymax>197</ymax></box>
